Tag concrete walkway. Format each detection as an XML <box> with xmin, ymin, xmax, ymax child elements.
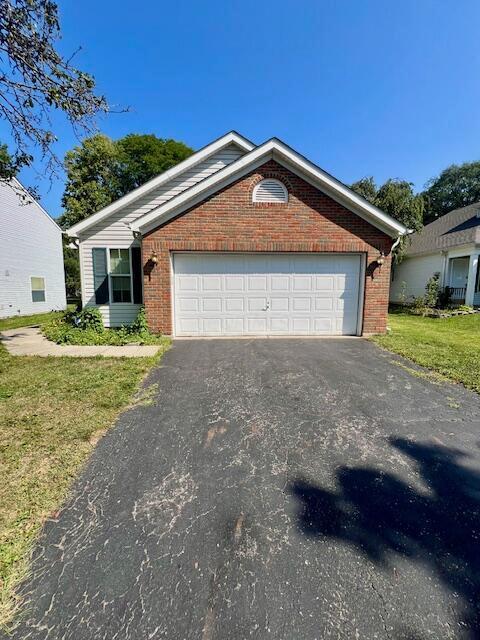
<box><xmin>0</xmin><ymin>326</ymin><xmax>160</xmax><ymax>357</ymax></box>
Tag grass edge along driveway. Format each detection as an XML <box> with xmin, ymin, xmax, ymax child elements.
<box><xmin>0</xmin><ymin>315</ymin><xmax>170</xmax><ymax>629</ymax></box>
<box><xmin>372</xmin><ymin>312</ymin><xmax>480</xmax><ymax>394</ymax></box>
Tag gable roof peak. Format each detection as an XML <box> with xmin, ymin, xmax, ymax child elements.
<box><xmin>67</xmin><ymin>131</ymin><xmax>255</xmax><ymax>237</ymax></box>
<box><xmin>131</xmin><ymin>136</ymin><xmax>408</xmax><ymax>238</ymax></box>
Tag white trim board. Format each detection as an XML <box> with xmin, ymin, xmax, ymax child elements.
<box><xmin>67</xmin><ymin>131</ymin><xmax>255</xmax><ymax>238</ymax></box>
<box><xmin>131</xmin><ymin>138</ymin><xmax>408</xmax><ymax>238</ymax></box>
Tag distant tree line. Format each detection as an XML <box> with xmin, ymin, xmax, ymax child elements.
<box><xmin>350</xmin><ymin>161</ymin><xmax>480</xmax><ymax>228</ymax></box>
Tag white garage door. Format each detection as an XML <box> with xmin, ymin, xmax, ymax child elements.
<box><xmin>173</xmin><ymin>253</ymin><xmax>362</xmax><ymax>337</ymax></box>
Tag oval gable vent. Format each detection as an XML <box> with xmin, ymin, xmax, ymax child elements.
<box><xmin>253</xmin><ymin>179</ymin><xmax>288</xmax><ymax>203</ymax></box>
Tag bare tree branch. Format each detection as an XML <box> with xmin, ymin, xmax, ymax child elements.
<box><xmin>0</xmin><ymin>0</ymin><xmax>126</xmax><ymax>181</ymax></box>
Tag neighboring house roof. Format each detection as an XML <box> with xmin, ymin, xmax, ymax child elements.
<box><xmin>406</xmin><ymin>202</ymin><xmax>480</xmax><ymax>256</ymax></box>
<box><xmin>130</xmin><ymin>137</ymin><xmax>407</xmax><ymax>238</ymax></box>
<box><xmin>2</xmin><ymin>177</ymin><xmax>62</xmax><ymax>232</ymax></box>
<box><xmin>67</xmin><ymin>131</ymin><xmax>254</xmax><ymax>237</ymax></box>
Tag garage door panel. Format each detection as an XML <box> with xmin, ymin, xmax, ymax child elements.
<box><xmin>174</xmin><ymin>253</ymin><xmax>361</xmax><ymax>337</ymax></box>
<box><xmin>248</xmin><ymin>276</ymin><xmax>268</xmax><ymax>291</ymax></box>
<box><xmin>178</xmin><ymin>275</ymin><xmax>199</xmax><ymax>291</ymax></box>
<box><xmin>270</xmin><ymin>317</ymin><xmax>289</xmax><ymax>332</ymax></box>
<box><xmin>225</xmin><ymin>276</ymin><xmax>244</xmax><ymax>291</ymax></box>
<box><xmin>202</xmin><ymin>298</ymin><xmax>222</xmax><ymax>312</ymax></box>
<box><xmin>247</xmin><ymin>318</ymin><xmax>267</xmax><ymax>333</ymax></box>
<box><xmin>225</xmin><ymin>318</ymin><xmax>244</xmax><ymax>333</ymax></box>
<box><xmin>292</xmin><ymin>317</ymin><xmax>310</xmax><ymax>333</ymax></box>
<box><xmin>292</xmin><ymin>297</ymin><xmax>312</xmax><ymax>312</ymax></box>
<box><xmin>293</xmin><ymin>276</ymin><xmax>313</xmax><ymax>291</ymax></box>
<box><xmin>271</xmin><ymin>275</ymin><xmax>290</xmax><ymax>291</ymax></box>
<box><xmin>178</xmin><ymin>318</ymin><xmax>199</xmax><ymax>333</ymax></box>
<box><xmin>270</xmin><ymin>297</ymin><xmax>289</xmax><ymax>312</ymax></box>
<box><xmin>202</xmin><ymin>276</ymin><xmax>222</xmax><ymax>291</ymax></box>
<box><xmin>315</xmin><ymin>297</ymin><xmax>334</xmax><ymax>311</ymax></box>
<box><xmin>225</xmin><ymin>298</ymin><xmax>244</xmax><ymax>312</ymax></box>
<box><xmin>203</xmin><ymin>318</ymin><xmax>222</xmax><ymax>333</ymax></box>
<box><xmin>315</xmin><ymin>276</ymin><xmax>334</xmax><ymax>290</ymax></box>
<box><xmin>178</xmin><ymin>298</ymin><xmax>199</xmax><ymax>312</ymax></box>
<box><xmin>248</xmin><ymin>297</ymin><xmax>268</xmax><ymax>312</ymax></box>
<box><xmin>314</xmin><ymin>317</ymin><xmax>333</xmax><ymax>333</ymax></box>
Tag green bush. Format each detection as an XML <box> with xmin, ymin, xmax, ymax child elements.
<box><xmin>129</xmin><ymin>306</ymin><xmax>150</xmax><ymax>335</ymax></box>
<box><xmin>42</xmin><ymin>306</ymin><xmax>163</xmax><ymax>346</ymax></box>
<box><xmin>424</xmin><ymin>272</ymin><xmax>440</xmax><ymax>308</ymax></box>
<box><xmin>75</xmin><ymin>307</ymin><xmax>104</xmax><ymax>332</ymax></box>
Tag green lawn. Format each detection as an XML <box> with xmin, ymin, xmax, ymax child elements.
<box><xmin>0</xmin><ymin>310</ymin><xmax>68</xmax><ymax>332</ymax></box>
<box><xmin>372</xmin><ymin>312</ymin><xmax>480</xmax><ymax>393</ymax></box>
<box><xmin>0</xmin><ymin>323</ymin><xmax>170</xmax><ymax>627</ymax></box>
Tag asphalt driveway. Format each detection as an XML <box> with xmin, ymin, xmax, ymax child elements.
<box><xmin>9</xmin><ymin>339</ymin><xmax>480</xmax><ymax>640</ymax></box>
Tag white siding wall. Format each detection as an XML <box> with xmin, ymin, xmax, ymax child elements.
<box><xmin>0</xmin><ymin>181</ymin><xmax>66</xmax><ymax>318</ymax></box>
<box><xmin>390</xmin><ymin>254</ymin><xmax>444</xmax><ymax>303</ymax></box>
<box><xmin>78</xmin><ymin>144</ymin><xmax>245</xmax><ymax>326</ymax></box>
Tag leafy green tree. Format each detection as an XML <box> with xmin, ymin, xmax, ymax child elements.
<box><xmin>63</xmin><ymin>240</ymin><xmax>81</xmax><ymax>299</ymax></box>
<box><xmin>0</xmin><ymin>143</ymin><xmax>15</xmax><ymax>179</ymax></box>
<box><xmin>59</xmin><ymin>134</ymin><xmax>119</xmax><ymax>228</ymax></box>
<box><xmin>423</xmin><ymin>161</ymin><xmax>480</xmax><ymax>223</ymax></box>
<box><xmin>350</xmin><ymin>176</ymin><xmax>377</xmax><ymax>203</ymax></box>
<box><xmin>59</xmin><ymin>133</ymin><xmax>193</xmax><ymax>228</ymax></box>
<box><xmin>375</xmin><ymin>180</ymin><xmax>424</xmax><ymax>234</ymax></box>
<box><xmin>350</xmin><ymin>177</ymin><xmax>424</xmax><ymax>261</ymax></box>
<box><xmin>0</xmin><ymin>0</ymin><xmax>111</xmax><ymax>179</ymax></box>
<box><xmin>116</xmin><ymin>134</ymin><xmax>193</xmax><ymax>193</ymax></box>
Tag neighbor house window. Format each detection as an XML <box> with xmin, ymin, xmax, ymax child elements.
<box><xmin>31</xmin><ymin>277</ymin><xmax>45</xmax><ymax>302</ymax></box>
<box><xmin>109</xmin><ymin>249</ymin><xmax>131</xmax><ymax>302</ymax></box>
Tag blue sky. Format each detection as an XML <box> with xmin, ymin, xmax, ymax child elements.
<box><xmin>3</xmin><ymin>0</ymin><xmax>480</xmax><ymax>218</ymax></box>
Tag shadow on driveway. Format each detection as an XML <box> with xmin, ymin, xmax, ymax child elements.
<box><xmin>289</xmin><ymin>437</ymin><xmax>480</xmax><ymax>637</ymax></box>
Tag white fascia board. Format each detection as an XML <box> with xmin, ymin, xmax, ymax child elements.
<box><xmin>132</xmin><ymin>146</ymin><xmax>276</xmax><ymax>234</ymax></box>
<box><xmin>272</xmin><ymin>153</ymin><xmax>405</xmax><ymax>238</ymax></box>
<box><xmin>268</xmin><ymin>140</ymin><xmax>407</xmax><ymax>237</ymax></box>
<box><xmin>132</xmin><ymin>139</ymin><xmax>408</xmax><ymax>238</ymax></box>
<box><xmin>66</xmin><ymin>131</ymin><xmax>255</xmax><ymax>238</ymax></box>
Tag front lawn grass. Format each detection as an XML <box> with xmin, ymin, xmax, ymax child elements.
<box><xmin>0</xmin><ymin>310</ymin><xmax>67</xmax><ymax>332</ymax></box>
<box><xmin>0</xmin><ymin>341</ymin><xmax>169</xmax><ymax>628</ymax></box>
<box><xmin>372</xmin><ymin>312</ymin><xmax>480</xmax><ymax>393</ymax></box>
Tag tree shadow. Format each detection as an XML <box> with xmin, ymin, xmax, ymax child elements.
<box><xmin>288</xmin><ymin>438</ymin><xmax>480</xmax><ymax>638</ymax></box>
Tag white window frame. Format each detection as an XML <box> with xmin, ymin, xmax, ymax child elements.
<box><xmin>252</xmin><ymin>179</ymin><xmax>288</xmax><ymax>203</ymax></box>
<box><xmin>108</xmin><ymin>248</ymin><xmax>133</xmax><ymax>304</ymax></box>
<box><xmin>30</xmin><ymin>275</ymin><xmax>46</xmax><ymax>303</ymax></box>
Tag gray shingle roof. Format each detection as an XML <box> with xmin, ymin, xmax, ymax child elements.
<box><xmin>406</xmin><ymin>202</ymin><xmax>480</xmax><ymax>256</ymax></box>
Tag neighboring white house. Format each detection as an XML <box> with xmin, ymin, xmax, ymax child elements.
<box><xmin>390</xmin><ymin>202</ymin><xmax>480</xmax><ymax>306</ymax></box>
<box><xmin>0</xmin><ymin>178</ymin><xmax>66</xmax><ymax>318</ymax></box>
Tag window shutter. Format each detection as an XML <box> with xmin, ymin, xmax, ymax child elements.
<box><xmin>92</xmin><ymin>248</ymin><xmax>109</xmax><ymax>304</ymax></box>
<box><xmin>131</xmin><ymin>246</ymin><xmax>143</xmax><ymax>304</ymax></box>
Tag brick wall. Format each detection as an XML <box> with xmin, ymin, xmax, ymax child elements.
<box><xmin>142</xmin><ymin>160</ymin><xmax>393</xmax><ymax>335</ymax></box>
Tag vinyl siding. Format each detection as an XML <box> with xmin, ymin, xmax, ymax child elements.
<box><xmin>0</xmin><ymin>181</ymin><xmax>66</xmax><ymax>318</ymax></box>
<box><xmin>78</xmin><ymin>143</ymin><xmax>245</xmax><ymax>326</ymax></box>
<box><xmin>389</xmin><ymin>254</ymin><xmax>444</xmax><ymax>303</ymax></box>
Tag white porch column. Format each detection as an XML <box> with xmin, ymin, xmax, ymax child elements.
<box><xmin>465</xmin><ymin>252</ymin><xmax>479</xmax><ymax>305</ymax></box>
